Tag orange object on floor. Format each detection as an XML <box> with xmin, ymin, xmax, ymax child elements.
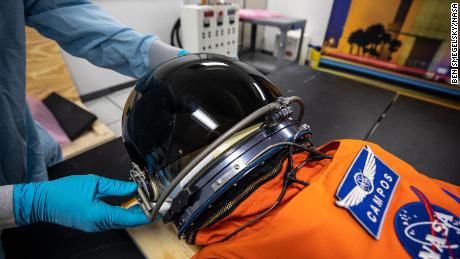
<box><xmin>193</xmin><ymin>139</ymin><xmax>460</xmax><ymax>259</ymax></box>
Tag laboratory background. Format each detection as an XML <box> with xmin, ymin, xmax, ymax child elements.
<box><xmin>0</xmin><ymin>0</ymin><xmax>459</xmax><ymax>258</ymax></box>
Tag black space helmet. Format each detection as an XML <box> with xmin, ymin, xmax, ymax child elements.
<box><xmin>122</xmin><ymin>53</ymin><xmax>309</xmax><ymax>243</ymax></box>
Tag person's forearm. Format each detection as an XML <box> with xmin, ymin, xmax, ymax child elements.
<box><xmin>24</xmin><ymin>0</ymin><xmax>187</xmax><ymax>78</ymax></box>
<box><xmin>24</xmin><ymin>0</ymin><xmax>155</xmax><ymax>78</ymax></box>
<box><xmin>0</xmin><ymin>185</ymin><xmax>16</xmax><ymax>229</ymax></box>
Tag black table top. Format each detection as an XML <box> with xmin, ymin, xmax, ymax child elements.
<box><xmin>2</xmin><ymin>222</ymin><xmax>143</xmax><ymax>259</ymax></box>
<box><xmin>240</xmin><ymin>16</ymin><xmax>306</xmax><ymax>29</ymax></box>
<box><xmin>1</xmin><ymin>138</ymin><xmax>145</xmax><ymax>259</ymax></box>
<box><xmin>47</xmin><ymin>138</ymin><xmax>134</xmax><ymax>205</ymax></box>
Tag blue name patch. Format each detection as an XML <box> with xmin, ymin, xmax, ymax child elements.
<box><xmin>336</xmin><ymin>146</ymin><xmax>400</xmax><ymax>239</ymax></box>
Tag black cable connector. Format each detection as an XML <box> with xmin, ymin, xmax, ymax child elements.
<box><xmin>170</xmin><ymin>18</ymin><xmax>182</xmax><ymax>48</ymax></box>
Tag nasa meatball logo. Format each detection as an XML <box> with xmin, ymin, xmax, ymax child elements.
<box><xmin>395</xmin><ymin>187</ymin><xmax>460</xmax><ymax>259</ymax></box>
<box><xmin>336</xmin><ymin>146</ymin><xmax>400</xmax><ymax>239</ymax></box>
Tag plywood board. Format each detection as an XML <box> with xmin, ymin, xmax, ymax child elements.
<box><xmin>25</xmin><ymin>27</ymin><xmax>80</xmax><ymax>102</ymax></box>
<box><xmin>122</xmin><ymin>199</ymin><xmax>200</xmax><ymax>259</ymax></box>
<box><xmin>127</xmin><ymin>223</ymin><xmax>200</xmax><ymax>259</ymax></box>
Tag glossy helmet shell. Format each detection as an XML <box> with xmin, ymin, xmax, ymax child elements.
<box><xmin>122</xmin><ymin>53</ymin><xmax>282</xmax><ymax>192</ymax></box>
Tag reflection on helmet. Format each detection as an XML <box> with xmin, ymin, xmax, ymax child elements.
<box><xmin>122</xmin><ymin>53</ymin><xmax>312</xmax><ymax>242</ymax></box>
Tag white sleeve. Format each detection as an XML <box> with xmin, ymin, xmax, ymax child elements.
<box><xmin>0</xmin><ymin>185</ymin><xmax>16</xmax><ymax>229</ymax></box>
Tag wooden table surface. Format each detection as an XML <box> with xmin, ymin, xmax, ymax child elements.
<box><xmin>128</xmin><ymin>223</ymin><xmax>200</xmax><ymax>259</ymax></box>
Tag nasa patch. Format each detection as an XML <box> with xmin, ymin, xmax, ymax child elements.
<box><xmin>336</xmin><ymin>146</ymin><xmax>399</xmax><ymax>239</ymax></box>
<box><xmin>395</xmin><ymin>187</ymin><xmax>460</xmax><ymax>259</ymax></box>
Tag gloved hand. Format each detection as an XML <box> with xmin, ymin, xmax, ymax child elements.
<box><xmin>149</xmin><ymin>40</ymin><xmax>189</xmax><ymax>69</ymax></box>
<box><xmin>13</xmin><ymin>174</ymin><xmax>149</xmax><ymax>232</ymax></box>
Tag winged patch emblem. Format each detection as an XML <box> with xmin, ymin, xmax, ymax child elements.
<box><xmin>336</xmin><ymin>148</ymin><xmax>376</xmax><ymax>208</ymax></box>
<box><xmin>335</xmin><ymin>145</ymin><xmax>399</xmax><ymax>239</ymax></box>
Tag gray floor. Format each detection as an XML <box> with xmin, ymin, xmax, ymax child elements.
<box><xmin>268</xmin><ymin>64</ymin><xmax>460</xmax><ymax>185</ymax></box>
<box><xmin>84</xmin><ymin>87</ymin><xmax>134</xmax><ymax>137</ymax></box>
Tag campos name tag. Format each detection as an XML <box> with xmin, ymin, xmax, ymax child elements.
<box><xmin>336</xmin><ymin>146</ymin><xmax>399</xmax><ymax>239</ymax></box>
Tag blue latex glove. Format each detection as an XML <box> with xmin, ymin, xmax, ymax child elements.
<box><xmin>13</xmin><ymin>175</ymin><xmax>149</xmax><ymax>232</ymax></box>
<box><xmin>177</xmin><ymin>49</ymin><xmax>189</xmax><ymax>57</ymax></box>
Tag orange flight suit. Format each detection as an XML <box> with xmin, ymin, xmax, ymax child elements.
<box><xmin>193</xmin><ymin>139</ymin><xmax>460</xmax><ymax>259</ymax></box>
